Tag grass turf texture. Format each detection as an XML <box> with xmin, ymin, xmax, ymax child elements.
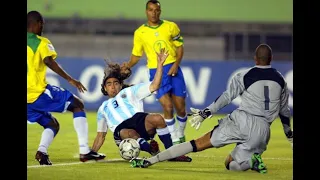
<box><xmin>28</xmin><ymin>112</ymin><xmax>293</xmax><ymax>180</ymax></box>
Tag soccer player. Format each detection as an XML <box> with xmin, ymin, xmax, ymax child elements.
<box><xmin>27</xmin><ymin>11</ymin><xmax>105</xmax><ymax>165</ymax></box>
<box><xmin>91</xmin><ymin>48</ymin><xmax>192</xmax><ymax>162</ymax></box>
<box><xmin>130</xmin><ymin>44</ymin><xmax>293</xmax><ymax>174</ymax></box>
<box><xmin>122</xmin><ymin>0</ymin><xmax>187</xmax><ymax>145</ymax></box>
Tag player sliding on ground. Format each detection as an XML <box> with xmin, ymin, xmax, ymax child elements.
<box><xmin>130</xmin><ymin>44</ymin><xmax>293</xmax><ymax>173</ymax></box>
<box><xmin>91</xmin><ymin>48</ymin><xmax>191</xmax><ymax>162</ymax></box>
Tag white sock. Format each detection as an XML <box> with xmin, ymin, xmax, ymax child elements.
<box><xmin>38</xmin><ymin>128</ymin><xmax>54</xmax><ymax>154</ymax></box>
<box><xmin>164</xmin><ymin>118</ymin><xmax>179</xmax><ymax>143</ymax></box>
<box><xmin>176</xmin><ymin>115</ymin><xmax>187</xmax><ymax>138</ymax></box>
<box><xmin>73</xmin><ymin>116</ymin><xmax>90</xmax><ymax>154</ymax></box>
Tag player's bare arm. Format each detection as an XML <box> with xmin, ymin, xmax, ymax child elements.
<box><xmin>92</xmin><ymin>132</ymin><xmax>107</xmax><ymax>152</ymax></box>
<box><xmin>149</xmin><ymin>48</ymin><xmax>169</xmax><ymax>92</ymax></box>
<box><xmin>127</xmin><ymin>55</ymin><xmax>141</xmax><ymax>68</ymax></box>
<box><xmin>44</xmin><ymin>56</ymin><xmax>87</xmax><ymax>93</ymax></box>
<box><xmin>120</xmin><ymin>55</ymin><xmax>141</xmax><ymax>76</ymax></box>
<box><xmin>168</xmin><ymin>45</ymin><xmax>184</xmax><ymax>76</ymax></box>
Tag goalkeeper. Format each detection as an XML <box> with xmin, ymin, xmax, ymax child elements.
<box><xmin>130</xmin><ymin>44</ymin><xmax>293</xmax><ymax>174</ymax></box>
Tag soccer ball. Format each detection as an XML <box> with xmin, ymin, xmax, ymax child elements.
<box><xmin>119</xmin><ymin>138</ymin><xmax>140</xmax><ymax>160</ymax></box>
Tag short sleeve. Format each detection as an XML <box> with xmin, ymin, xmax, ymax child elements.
<box><xmin>97</xmin><ymin>104</ymin><xmax>108</xmax><ymax>132</ymax></box>
<box><xmin>39</xmin><ymin>39</ymin><xmax>57</xmax><ymax>60</ymax></box>
<box><xmin>170</xmin><ymin>22</ymin><xmax>184</xmax><ymax>47</ymax></box>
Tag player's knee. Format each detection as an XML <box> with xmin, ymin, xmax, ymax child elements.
<box><xmin>161</xmin><ymin>102</ymin><xmax>174</xmax><ymax>114</ymax></box>
<box><xmin>44</xmin><ymin>118</ymin><xmax>60</xmax><ymax>136</ymax></box>
<box><xmin>68</xmin><ymin>96</ymin><xmax>85</xmax><ymax>112</ymax></box>
<box><xmin>151</xmin><ymin>114</ymin><xmax>166</xmax><ymax>128</ymax></box>
<box><xmin>120</xmin><ymin>129</ymin><xmax>140</xmax><ymax>139</ymax></box>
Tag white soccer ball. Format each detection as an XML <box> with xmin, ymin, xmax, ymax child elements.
<box><xmin>119</xmin><ymin>138</ymin><xmax>140</xmax><ymax>160</ymax></box>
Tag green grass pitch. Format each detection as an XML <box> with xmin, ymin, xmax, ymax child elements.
<box><xmin>27</xmin><ymin>112</ymin><xmax>293</xmax><ymax>180</ymax></box>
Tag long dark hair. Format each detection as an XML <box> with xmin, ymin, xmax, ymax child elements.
<box><xmin>101</xmin><ymin>61</ymin><xmax>133</xmax><ymax>96</ymax></box>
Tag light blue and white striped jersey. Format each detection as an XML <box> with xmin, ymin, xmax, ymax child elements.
<box><xmin>96</xmin><ymin>82</ymin><xmax>152</xmax><ymax>133</ymax></box>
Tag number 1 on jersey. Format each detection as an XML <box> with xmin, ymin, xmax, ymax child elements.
<box><xmin>264</xmin><ymin>86</ymin><xmax>270</xmax><ymax>110</ymax></box>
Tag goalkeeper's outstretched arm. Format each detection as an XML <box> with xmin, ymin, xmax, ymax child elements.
<box><xmin>207</xmin><ymin>71</ymin><xmax>245</xmax><ymax>114</ymax></box>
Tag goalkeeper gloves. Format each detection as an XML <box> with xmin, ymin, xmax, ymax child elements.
<box><xmin>188</xmin><ymin>107</ymin><xmax>212</xmax><ymax>130</ymax></box>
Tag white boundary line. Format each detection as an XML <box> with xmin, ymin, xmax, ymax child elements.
<box><xmin>28</xmin><ymin>155</ymin><xmax>292</xmax><ymax>169</ymax></box>
<box><xmin>27</xmin><ymin>159</ymin><xmax>125</xmax><ymax>169</ymax></box>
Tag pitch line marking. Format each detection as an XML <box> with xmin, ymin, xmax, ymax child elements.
<box><xmin>27</xmin><ymin>158</ymin><xmax>125</xmax><ymax>169</ymax></box>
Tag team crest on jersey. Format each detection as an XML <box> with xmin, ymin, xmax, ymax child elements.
<box><xmin>48</xmin><ymin>44</ymin><xmax>55</xmax><ymax>51</ymax></box>
<box><xmin>121</xmin><ymin>94</ymin><xmax>127</xmax><ymax>98</ymax></box>
<box><xmin>155</xmin><ymin>32</ymin><xmax>159</xmax><ymax>36</ymax></box>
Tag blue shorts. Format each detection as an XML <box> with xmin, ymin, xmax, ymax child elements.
<box><xmin>27</xmin><ymin>84</ymin><xmax>74</xmax><ymax>127</ymax></box>
<box><xmin>149</xmin><ymin>63</ymin><xmax>187</xmax><ymax>99</ymax></box>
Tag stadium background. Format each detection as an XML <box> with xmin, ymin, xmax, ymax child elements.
<box><xmin>27</xmin><ymin>0</ymin><xmax>293</xmax><ymax>114</ymax></box>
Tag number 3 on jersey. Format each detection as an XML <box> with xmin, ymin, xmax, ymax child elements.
<box><xmin>264</xmin><ymin>86</ymin><xmax>270</xmax><ymax>110</ymax></box>
<box><xmin>112</xmin><ymin>100</ymin><xmax>119</xmax><ymax>108</ymax></box>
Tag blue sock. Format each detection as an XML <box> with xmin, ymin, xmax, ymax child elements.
<box><xmin>156</xmin><ymin>127</ymin><xmax>173</xmax><ymax>149</ymax></box>
<box><xmin>137</xmin><ymin>138</ymin><xmax>151</xmax><ymax>153</ymax></box>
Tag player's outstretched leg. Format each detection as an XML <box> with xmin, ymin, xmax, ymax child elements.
<box><xmin>145</xmin><ymin>114</ymin><xmax>191</xmax><ymax>162</ymax></box>
<box><xmin>130</xmin><ymin>158</ymin><xmax>152</xmax><ymax>168</ymax></box>
<box><xmin>35</xmin><ymin>115</ymin><xmax>60</xmax><ymax>165</ymax></box>
<box><xmin>68</xmin><ymin>95</ymin><xmax>105</xmax><ymax>162</ymax></box>
<box><xmin>250</xmin><ymin>153</ymin><xmax>267</xmax><ymax>173</ymax></box>
<box><xmin>131</xmin><ymin>130</ymin><xmax>213</xmax><ymax>168</ymax></box>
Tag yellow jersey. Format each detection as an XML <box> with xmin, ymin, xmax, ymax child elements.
<box><xmin>27</xmin><ymin>32</ymin><xmax>57</xmax><ymax>103</ymax></box>
<box><xmin>132</xmin><ymin>20</ymin><xmax>184</xmax><ymax>69</ymax></box>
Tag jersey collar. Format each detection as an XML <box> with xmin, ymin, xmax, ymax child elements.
<box><xmin>144</xmin><ymin>20</ymin><xmax>164</xmax><ymax>29</ymax></box>
<box><xmin>254</xmin><ymin>65</ymin><xmax>271</xmax><ymax>69</ymax></box>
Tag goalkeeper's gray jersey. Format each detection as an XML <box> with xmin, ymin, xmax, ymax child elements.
<box><xmin>208</xmin><ymin>65</ymin><xmax>290</xmax><ymax>124</ymax></box>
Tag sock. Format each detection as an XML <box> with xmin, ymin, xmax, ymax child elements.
<box><xmin>164</xmin><ymin>118</ymin><xmax>179</xmax><ymax>143</ymax></box>
<box><xmin>73</xmin><ymin>111</ymin><xmax>90</xmax><ymax>154</ymax></box>
<box><xmin>37</xmin><ymin>128</ymin><xmax>55</xmax><ymax>154</ymax></box>
<box><xmin>176</xmin><ymin>115</ymin><xmax>187</xmax><ymax>138</ymax></box>
<box><xmin>147</xmin><ymin>141</ymin><xmax>193</xmax><ymax>164</ymax></box>
<box><xmin>156</xmin><ymin>127</ymin><xmax>173</xmax><ymax>149</ymax></box>
<box><xmin>137</xmin><ymin>138</ymin><xmax>151</xmax><ymax>153</ymax></box>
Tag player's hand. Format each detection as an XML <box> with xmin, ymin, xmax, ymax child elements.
<box><xmin>156</xmin><ymin>48</ymin><xmax>169</xmax><ymax>65</ymax></box>
<box><xmin>167</xmin><ymin>63</ymin><xmax>178</xmax><ymax>76</ymax></box>
<box><xmin>68</xmin><ymin>79</ymin><xmax>87</xmax><ymax>93</ymax></box>
<box><xmin>286</xmin><ymin>130</ymin><xmax>293</xmax><ymax>149</ymax></box>
<box><xmin>120</xmin><ymin>62</ymin><xmax>132</xmax><ymax>80</ymax></box>
<box><xmin>188</xmin><ymin>107</ymin><xmax>212</xmax><ymax>130</ymax></box>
